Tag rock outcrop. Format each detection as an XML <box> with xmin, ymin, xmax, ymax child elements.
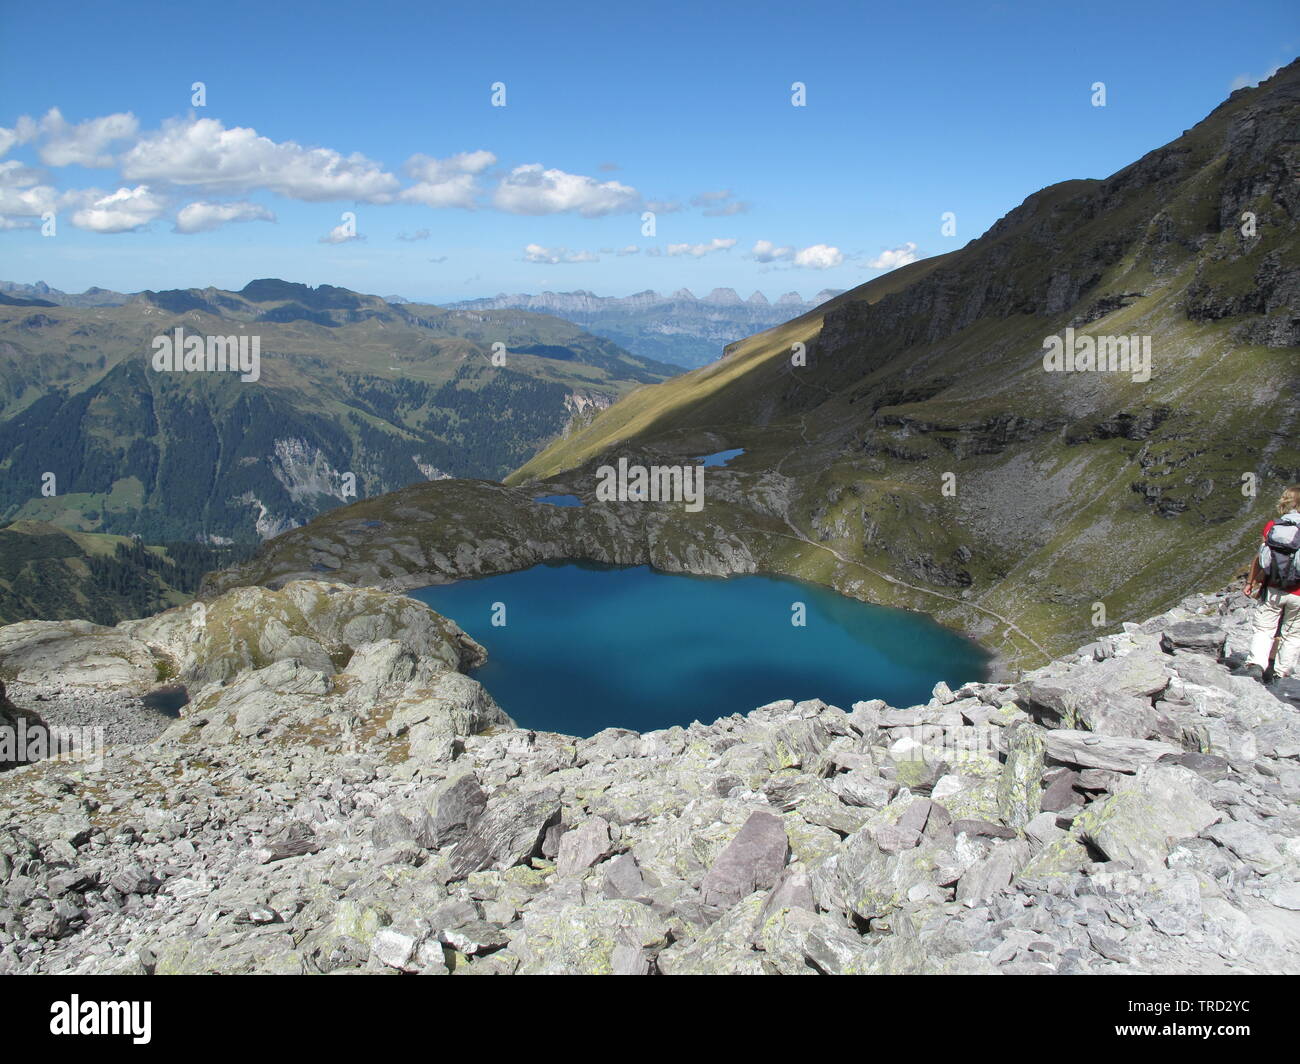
<box><xmin>0</xmin><ymin>584</ymin><xmax>1297</xmax><ymax>975</ymax></box>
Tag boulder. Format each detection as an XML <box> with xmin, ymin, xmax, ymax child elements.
<box><xmin>698</xmin><ymin>811</ymin><xmax>790</xmax><ymax>910</ymax></box>
<box><xmin>446</xmin><ymin>787</ymin><xmax>562</xmax><ymax>878</ymax></box>
<box><xmin>1073</xmin><ymin>765</ymin><xmax>1220</xmax><ymax>871</ymax></box>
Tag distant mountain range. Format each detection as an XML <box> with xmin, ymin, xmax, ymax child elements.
<box><xmin>0</xmin><ymin>279</ymin><xmax>677</xmax><ymax>543</ymax></box>
<box><xmin>1</xmin><ymin>281</ymin><xmax>844</xmax><ymax>371</ymax></box>
<box><xmin>450</xmin><ymin>287</ymin><xmax>844</xmax><ymax>369</ymax></box>
<box><xmin>0</xmin><ymin>281</ymin><xmax>131</xmax><ymax>308</ymax></box>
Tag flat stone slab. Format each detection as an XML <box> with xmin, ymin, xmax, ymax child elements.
<box><xmin>1043</xmin><ymin>730</ymin><xmax>1183</xmax><ymax>772</ymax></box>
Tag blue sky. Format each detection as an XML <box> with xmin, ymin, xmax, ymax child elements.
<box><xmin>1</xmin><ymin>0</ymin><xmax>1295</xmax><ymax>303</ymax></box>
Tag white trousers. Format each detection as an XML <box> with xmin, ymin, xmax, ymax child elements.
<box><xmin>1246</xmin><ymin>587</ymin><xmax>1300</xmax><ymax>677</ymax></box>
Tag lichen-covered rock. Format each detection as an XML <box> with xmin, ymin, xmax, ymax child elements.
<box><xmin>507</xmin><ymin>900</ymin><xmax>669</xmax><ymax>975</ymax></box>
<box><xmin>997</xmin><ymin>721</ymin><xmax>1045</xmax><ymax>828</ymax></box>
<box><xmin>1073</xmin><ymin>765</ymin><xmax>1221</xmax><ymax>871</ymax></box>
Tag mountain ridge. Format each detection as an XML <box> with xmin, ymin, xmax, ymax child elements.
<box><xmin>0</xmin><ymin>280</ymin><xmax>678</xmax><ymax>545</ymax></box>
<box><xmin>449</xmin><ymin>286</ymin><xmax>845</xmax><ymax>369</ymax></box>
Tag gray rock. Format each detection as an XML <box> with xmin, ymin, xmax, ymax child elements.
<box><xmin>555</xmin><ymin>816</ymin><xmax>612</xmax><ymax>877</ymax></box>
<box><xmin>1160</xmin><ymin>621</ymin><xmax>1227</xmax><ymax>656</ymax></box>
<box><xmin>415</xmin><ymin>772</ymin><xmax>486</xmax><ymax>850</ymax></box>
<box><xmin>446</xmin><ymin>787</ymin><xmax>562</xmax><ymax>878</ymax></box>
<box><xmin>698</xmin><ymin>811</ymin><xmax>790</xmax><ymax>910</ymax></box>
<box><xmin>1074</xmin><ymin>766</ymin><xmax>1220</xmax><ymax>871</ymax></box>
<box><xmin>1204</xmin><ymin>821</ymin><xmax>1285</xmax><ymax>874</ymax></box>
<box><xmin>1043</xmin><ymin>730</ymin><xmax>1183</xmax><ymax>772</ymax></box>
<box><xmin>601</xmin><ymin>854</ymin><xmax>649</xmax><ymax>901</ymax></box>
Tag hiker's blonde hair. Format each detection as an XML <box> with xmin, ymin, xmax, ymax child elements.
<box><xmin>1279</xmin><ymin>485</ymin><xmax>1300</xmax><ymax>515</ymax></box>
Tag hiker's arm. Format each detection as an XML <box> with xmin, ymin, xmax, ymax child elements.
<box><xmin>1245</xmin><ymin>555</ymin><xmax>1264</xmax><ymax>595</ymax></box>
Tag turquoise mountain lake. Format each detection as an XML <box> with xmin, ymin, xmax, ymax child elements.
<box><xmin>410</xmin><ymin>563</ymin><xmax>989</xmax><ymax>737</ymax></box>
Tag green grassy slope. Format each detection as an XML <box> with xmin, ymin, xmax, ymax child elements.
<box><xmin>0</xmin><ymin>282</ymin><xmax>678</xmax><ymax>542</ymax></box>
<box><xmin>0</xmin><ymin>520</ymin><xmax>254</xmax><ymax>626</ymax></box>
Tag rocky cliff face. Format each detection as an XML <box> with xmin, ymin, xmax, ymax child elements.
<box><xmin>0</xmin><ymin>581</ymin><xmax>1297</xmax><ymax>974</ymax></box>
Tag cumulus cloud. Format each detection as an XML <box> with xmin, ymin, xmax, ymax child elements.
<box><xmin>794</xmin><ymin>243</ymin><xmax>845</xmax><ymax>269</ymax></box>
<box><xmin>866</xmin><ymin>242</ymin><xmax>918</xmax><ymax>270</ymax></box>
<box><xmin>173</xmin><ymin>200</ymin><xmax>275</xmax><ymax>234</ymax></box>
<box><xmin>70</xmin><ymin>185</ymin><xmax>167</xmax><ymax>233</ymax></box>
<box><xmin>320</xmin><ymin>219</ymin><xmax>363</xmax><ymax>244</ymax></box>
<box><xmin>494</xmin><ymin>164</ymin><xmax>638</xmax><ymax>216</ymax></box>
<box><xmin>751</xmin><ymin>239</ymin><xmax>794</xmax><ymax>263</ymax></box>
<box><xmin>522</xmin><ymin>243</ymin><xmax>599</xmax><ymax>264</ymax></box>
<box><xmin>750</xmin><ymin>240</ymin><xmax>844</xmax><ymax>269</ymax></box>
<box><xmin>37</xmin><ymin>108</ymin><xmax>139</xmax><ymax>167</ymax></box>
<box><xmin>400</xmin><ymin>150</ymin><xmax>495</xmax><ymax>208</ymax></box>
<box><xmin>0</xmin><ymin>160</ymin><xmax>59</xmax><ymax>224</ymax></box>
<box><xmin>120</xmin><ymin>117</ymin><xmax>400</xmax><ymax>202</ymax></box>
<box><xmin>0</xmin><ymin>117</ymin><xmax>37</xmax><ymax>160</ymax></box>
<box><xmin>665</xmin><ymin>237</ymin><xmax>737</xmax><ymax>258</ymax></box>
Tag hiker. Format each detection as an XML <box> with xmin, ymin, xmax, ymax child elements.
<box><xmin>1235</xmin><ymin>484</ymin><xmax>1300</xmax><ymax>684</ymax></box>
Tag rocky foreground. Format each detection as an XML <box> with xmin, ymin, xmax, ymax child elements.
<box><xmin>0</xmin><ymin>580</ymin><xmax>1298</xmax><ymax>975</ymax></box>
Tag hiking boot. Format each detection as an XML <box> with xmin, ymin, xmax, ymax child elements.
<box><xmin>1231</xmin><ymin>663</ymin><xmax>1265</xmax><ymax>681</ymax></box>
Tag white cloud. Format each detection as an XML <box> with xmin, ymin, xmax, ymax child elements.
<box><xmin>70</xmin><ymin>185</ymin><xmax>167</xmax><ymax>233</ymax></box>
<box><xmin>750</xmin><ymin>240</ymin><xmax>844</xmax><ymax>269</ymax></box>
<box><xmin>37</xmin><ymin>108</ymin><xmax>139</xmax><ymax>167</ymax></box>
<box><xmin>665</xmin><ymin>237</ymin><xmax>737</xmax><ymax>258</ymax></box>
<box><xmin>120</xmin><ymin>117</ymin><xmax>400</xmax><ymax>202</ymax></box>
<box><xmin>400</xmin><ymin>150</ymin><xmax>495</xmax><ymax>208</ymax></box>
<box><xmin>866</xmin><ymin>242</ymin><xmax>918</xmax><ymax>270</ymax></box>
<box><xmin>173</xmin><ymin>200</ymin><xmax>275</xmax><ymax>234</ymax></box>
<box><xmin>522</xmin><ymin>243</ymin><xmax>599</xmax><ymax>264</ymax></box>
<box><xmin>751</xmin><ymin>239</ymin><xmax>794</xmax><ymax>263</ymax></box>
<box><xmin>0</xmin><ymin>117</ymin><xmax>38</xmax><ymax>160</ymax></box>
<box><xmin>0</xmin><ymin>160</ymin><xmax>59</xmax><ymax>224</ymax></box>
<box><xmin>0</xmin><ymin>159</ymin><xmax>46</xmax><ymax>189</ymax></box>
<box><xmin>794</xmin><ymin>243</ymin><xmax>845</xmax><ymax>269</ymax></box>
<box><xmin>320</xmin><ymin>220</ymin><xmax>363</xmax><ymax>244</ymax></box>
<box><xmin>0</xmin><ymin>184</ymin><xmax>58</xmax><ymax>222</ymax></box>
<box><xmin>494</xmin><ymin>164</ymin><xmax>638</xmax><ymax>216</ymax></box>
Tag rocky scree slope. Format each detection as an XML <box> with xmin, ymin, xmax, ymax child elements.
<box><xmin>0</xmin><ymin>582</ymin><xmax>1297</xmax><ymax>974</ymax></box>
